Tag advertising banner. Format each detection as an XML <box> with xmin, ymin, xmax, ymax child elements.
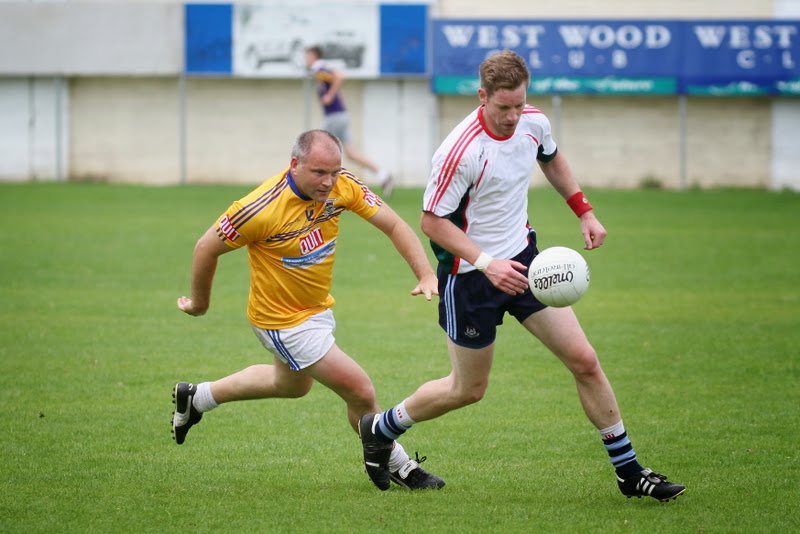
<box><xmin>185</xmin><ymin>2</ymin><xmax>427</xmax><ymax>77</ymax></box>
<box><xmin>682</xmin><ymin>21</ymin><xmax>800</xmax><ymax>95</ymax></box>
<box><xmin>431</xmin><ymin>19</ymin><xmax>800</xmax><ymax>95</ymax></box>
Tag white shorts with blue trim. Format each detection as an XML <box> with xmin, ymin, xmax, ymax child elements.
<box><xmin>250</xmin><ymin>309</ymin><xmax>336</xmax><ymax>371</ymax></box>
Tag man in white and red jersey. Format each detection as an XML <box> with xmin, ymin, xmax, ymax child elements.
<box><xmin>170</xmin><ymin>130</ymin><xmax>444</xmax><ymax>490</ymax></box>
<box><xmin>359</xmin><ymin>50</ymin><xmax>686</xmax><ymax>501</ymax></box>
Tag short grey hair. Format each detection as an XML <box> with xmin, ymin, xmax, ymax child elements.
<box><xmin>291</xmin><ymin>130</ymin><xmax>343</xmax><ymax>163</ymax></box>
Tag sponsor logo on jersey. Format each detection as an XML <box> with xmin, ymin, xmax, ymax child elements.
<box><xmin>362</xmin><ymin>188</ymin><xmax>379</xmax><ymax>207</ymax></box>
<box><xmin>282</xmin><ymin>239</ymin><xmax>337</xmax><ymax>270</ymax></box>
<box><xmin>299</xmin><ymin>227</ymin><xmax>324</xmax><ymax>255</ymax></box>
<box><xmin>218</xmin><ymin>215</ymin><xmax>241</xmax><ymax>242</ymax></box>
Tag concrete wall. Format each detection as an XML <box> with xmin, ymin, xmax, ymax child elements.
<box><xmin>0</xmin><ymin>0</ymin><xmax>797</xmax><ymax>190</ymax></box>
<box><xmin>184</xmin><ymin>78</ymin><xmax>306</xmax><ymax>185</ymax></box>
<box><xmin>440</xmin><ymin>92</ymin><xmax>774</xmax><ymax>189</ymax></box>
<box><xmin>69</xmin><ymin>78</ymin><xmax>181</xmax><ymax>183</ymax></box>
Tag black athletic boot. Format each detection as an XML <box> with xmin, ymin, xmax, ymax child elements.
<box><xmin>617</xmin><ymin>468</ymin><xmax>686</xmax><ymax>502</ymax></box>
<box><xmin>390</xmin><ymin>452</ymin><xmax>446</xmax><ymax>490</ymax></box>
<box><xmin>358</xmin><ymin>413</ymin><xmax>392</xmax><ymax>490</ymax></box>
<box><xmin>171</xmin><ymin>382</ymin><xmax>203</xmax><ymax>445</ymax></box>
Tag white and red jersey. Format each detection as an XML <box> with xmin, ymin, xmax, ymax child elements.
<box><xmin>422</xmin><ymin>104</ymin><xmax>558</xmax><ymax>274</ymax></box>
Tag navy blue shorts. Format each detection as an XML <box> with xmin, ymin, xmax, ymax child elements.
<box><xmin>438</xmin><ymin>236</ymin><xmax>547</xmax><ymax>349</ymax></box>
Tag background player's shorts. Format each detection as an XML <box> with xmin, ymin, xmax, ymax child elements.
<box><xmin>438</xmin><ymin>237</ymin><xmax>547</xmax><ymax>349</ymax></box>
<box><xmin>321</xmin><ymin>111</ymin><xmax>353</xmax><ymax>144</ymax></box>
<box><xmin>251</xmin><ymin>309</ymin><xmax>336</xmax><ymax>371</ymax></box>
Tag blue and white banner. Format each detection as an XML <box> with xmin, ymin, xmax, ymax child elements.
<box><xmin>185</xmin><ymin>2</ymin><xmax>427</xmax><ymax>77</ymax></box>
<box><xmin>432</xmin><ymin>19</ymin><xmax>800</xmax><ymax>95</ymax></box>
<box><xmin>185</xmin><ymin>9</ymin><xmax>800</xmax><ymax>94</ymax></box>
<box><xmin>683</xmin><ymin>21</ymin><xmax>800</xmax><ymax>95</ymax></box>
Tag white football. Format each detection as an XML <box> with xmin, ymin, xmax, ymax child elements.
<box><xmin>528</xmin><ymin>246</ymin><xmax>590</xmax><ymax>307</ymax></box>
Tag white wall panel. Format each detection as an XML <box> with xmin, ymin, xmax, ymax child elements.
<box><xmin>0</xmin><ymin>78</ymin><xmax>67</xmax><ymax>181</ymax></box>
<box><xmin>772</xmin><ymin>0</ymin><xmax>800</xmax><ymax>190</ymax></box>
<box><xmin>0</xmin><ymin>79</ymin><xmax>30</xmax><ymax>181</ymax></box>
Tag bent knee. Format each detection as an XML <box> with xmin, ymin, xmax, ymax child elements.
<box><xmin>280</xmin><ymin>380</ymin><xmax>313</xmax><ymax>398</ymax></box>
<box><xmin>454</xmin><ymin>382</ymin><xmax>488</xmax><ymax>407</ymax></box>
<box><xmin>565</xmin><ymin>346</ymin><xmax>602</xmax><ymax>377</ymax></box>
<box><xmin>275</xmin><ymin>372</ymin><xmax>314</xmax><ymax>398</ymax></box>
<box><xmin>345</xmin><ymin>380</ymin><xmax>377</xmax><ymax>409</ymax></box>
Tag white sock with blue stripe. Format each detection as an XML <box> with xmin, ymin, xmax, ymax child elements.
<box><xmin>374</xmin><ymin>400</ymin><xmax>416</xmax><ymax>443</ymax></box>
<box><xmin>599</xmin><ymin>420</ymin><xmax>644</xmax><ymax>479</ymax></box>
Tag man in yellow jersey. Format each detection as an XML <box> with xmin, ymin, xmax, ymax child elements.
<box><xmin>171</xmin><ymin>129</ymin><xmax>444</xmax><ymax>490</ymax></box>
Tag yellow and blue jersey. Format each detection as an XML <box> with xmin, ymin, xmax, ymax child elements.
<box><xmin>215</xmin><ymin>166</ymin><xmax>382</xmax><ymax>329</ymax></box>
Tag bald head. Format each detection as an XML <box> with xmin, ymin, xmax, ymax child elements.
<box><xmin>291</xmin><ymin>130</ymin><xmax>343</xmax><ymax>164</ymax></box>
<box><xmin>289</xmin><ymin>130</ymin><xmax>343</xmax><ymax>202</ymax></box>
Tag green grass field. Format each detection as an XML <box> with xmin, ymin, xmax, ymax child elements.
<box><xmin>1</xmin><ymin>182</ymin><xmax>798</xmax><ymax>533</ymax></box>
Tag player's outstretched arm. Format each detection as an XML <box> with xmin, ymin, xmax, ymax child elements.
<box><xmin>366</xmin><ymin>204</ymin><xmax>438</xmax><ymax>300</ymax></box>
<box><xmin>177</xmin><ymin>225</ymin><xmax>234</xmax><ymax>316</ymax></box>
<box><xmin>538</xmin><ymin>150</ymin><xmax>607</xmax><ymax>250</ymax></box>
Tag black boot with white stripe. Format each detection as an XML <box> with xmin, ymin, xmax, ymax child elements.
<box><xmin>390</xmin><ymin>452</ymin><xmax>445</xmax><ymax>490</ymax></box>
<box><xmin>617</xmin><ymin>468</ymin><xmax>686</xmax><ymax>502</ymax></box>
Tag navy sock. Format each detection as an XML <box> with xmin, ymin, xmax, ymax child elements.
<box><xmin>374</xmin><ymin>405</ymin><xmax>411</xmax><ymax>444</ymax></box>
<box><xmin>601</xmin><ymin>422</ymin><xmax>644</xmax><ymax>479</ymax></box>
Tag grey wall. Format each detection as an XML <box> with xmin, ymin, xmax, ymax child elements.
<box><xmin>0</xmin><ymin>2</ymin><xmax>182</xmax><ymax>75</ymax></box>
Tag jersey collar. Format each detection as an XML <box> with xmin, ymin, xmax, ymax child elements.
<box><xmin>286</xmin><ymin>171</ymin><xmax>312</xmax><ymax>201</ymax></box>
<box><xmin>478</xmin><ymin>105</ymin><xmax>514</xmax><ymax>141</ymax></box>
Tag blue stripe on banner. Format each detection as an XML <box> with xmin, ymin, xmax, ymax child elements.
<box><xmin>185</xmin><ymin>3</ymin><xmax>233</xmax><ymax>74</ymax></box>
<box><xmin>267</xmin><ymin>330</ymin><xmax>300</xmax><ymax>371</ymax></box>
<box><xmin>379</xmin><ymin>4</ymin><xmax>428</xmax><ymax>75</ymax></box>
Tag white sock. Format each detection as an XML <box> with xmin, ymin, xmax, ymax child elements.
<box><xmin>598</xmin><ymin>420</ymin><xmax>625</xmax><ymax>440</ymax></box>
<box><xmin>192</xmin><ymin>382</ymin><xmax>220</xmax><ymax>413</ymax></box>
<box><xmin>388</xmin><ymin>441</ymin><xmax>410</xmax><ymax>473</ymax></box>
<box><xmin>394</xmin><ymin>399</ymin><xmax>416</xmax><ymax>428</ymax></box>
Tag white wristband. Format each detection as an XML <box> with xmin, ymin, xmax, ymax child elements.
<box><xmin>473</xmin><ymin>252</ymin><xmax>494</xmax><ymax>272</ymax></box>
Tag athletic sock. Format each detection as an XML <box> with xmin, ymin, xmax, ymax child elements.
<box><xmin>192</xmin><ymin>382</ymin><xmax>220</xmax><ymax>413</ymax></box>
<box><xmin>388</xmin><ymin>442</ymin><xmax>409</xmax><ymax>473</ymax></box>
<box><xmin>599</xmin><ymin>420</ymin><xmax>644</xmax><ymax>480</ymax></box>
<box><xmin>374</xmin><ymin>400</ymin><xmax>415</xmax><ymax>444</ymax></box>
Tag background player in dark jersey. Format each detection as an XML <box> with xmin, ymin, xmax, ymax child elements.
<box><xmin>304</xmin><ymin>45</ymin><xmax>393</xmax><ymax>197</ymax></box>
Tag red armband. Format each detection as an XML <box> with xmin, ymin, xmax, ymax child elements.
<box><xmin>566</xmin><ymin>191</ymin><xmax>593</xmax><ymax>218</ymax></box>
